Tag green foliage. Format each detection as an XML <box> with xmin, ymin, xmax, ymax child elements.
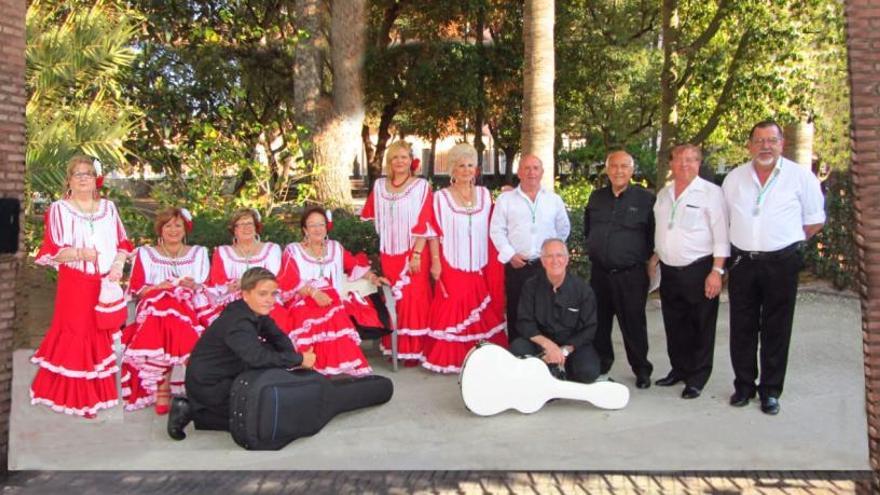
<box><xmin>328</xmin><ymin>209</ymin><xmax>380</xmax><ymax>258</ymax></box>
<box><xmin>557</xmin><ymin>178</ymin><xmax>594</xmax><ymax>209</ymax></box>
<box><xmin>25</xmin><ymin>0</ymin><xmax>145</xmax><ymax>251</ymax></box>
<box><xmin>183</xmin><ymin>208</ymin><xmax>298</xmax><ymax>251</ymax></box>
<box><xmin>126</xmin><ymin>0</ymin><xmax>307</xmax><ymax>213</ymax></box>
<box><xmin>26</xmin><ymin>0</ymin><xmax>140</xmax><ymax>177</ymax></box>
<box><xmin>565</xmin><ymin>207</ymin><xmax>591</xmax><ymax>282</ymax></box>
<box><xmin>804</xmin><ymin>171</ymin><xmax>857</xmax><ymax>290</ymax></box>
<box><xmin>556</xmin><ymin>0</ymin><xmax>660</xmax><ymax>149</ymax></box>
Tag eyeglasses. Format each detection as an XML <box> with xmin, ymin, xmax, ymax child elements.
<box><xmin>305</xmin><ymin>222</ymin><xmax>326</xmax><ymax>228</ymax></box>
<box><xmin>234</xmin><ymin>221</ymin><xmax>256</xmax><ymax>228</ymax></box>
<box><xmin>750</xmin><ymin>137</ymin><xmax>781</xmax><ymax>146</ymax></box>
<box><xmin>71</xmin><ymin>172</ymin><xmax>96</xmax><ymax>179</ymax></box>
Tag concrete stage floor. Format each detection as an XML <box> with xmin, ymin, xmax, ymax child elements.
<box><xmin>8</xmin><ymin>289</ymin><xmax>869</xmax><ymax>471</ymax></box>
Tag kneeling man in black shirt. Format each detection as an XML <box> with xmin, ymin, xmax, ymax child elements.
<box><xmin>168</xmin><ymin>267</ymin><xmax>316</xmax><ymax>440</ymax></box>
<box><xmin>511</xmin><ymin>238</ymin><xmax>600</xmax><ymax>383</ymax></box>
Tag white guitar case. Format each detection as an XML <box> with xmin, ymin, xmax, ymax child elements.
<box><xmin>459</xmin><ymin>343</ymin><xmax>630</xmax><ymax>416</ymax></box>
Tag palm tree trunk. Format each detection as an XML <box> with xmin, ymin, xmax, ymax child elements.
<box><xmin>521</xmin><ymin>0</ymin><xmax>555</xmax><ymax>190</ymax></box>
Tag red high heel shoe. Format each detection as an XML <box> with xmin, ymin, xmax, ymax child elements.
<box><xmin>155</xmin><ymin>389</ymin><xmax>171</xmax><ymax>416</ymax></box>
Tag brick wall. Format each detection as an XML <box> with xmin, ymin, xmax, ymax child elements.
<box><xmin>0</xmin><ymin>0</ymin><xmax>26</xmax><ymax>476</ymax></box>
<box><xmin>845</xmin><ymin>0</ymin><xmax>880</xmax><ymax>489</ymax></box>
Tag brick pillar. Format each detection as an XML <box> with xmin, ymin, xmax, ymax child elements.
<box><xmin>846</xmin><ymin>0</ymin><xmax>880</xmax><ymax>489</ymax></box>
<box><xmin>0</xmin><ymin>0</ymin><xmax>26</xmax><ymax>477</ymax></box>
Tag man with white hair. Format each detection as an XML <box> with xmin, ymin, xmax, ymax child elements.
<box><xmin>511</xmin><ymin>238</ymin><xmax>600</xmax><ymax>384</ymax></box>
<box><xmin>722</xmin><ymin>120</ymin><xmax>825</xmax><ymax>415</ymax></box>
<box><xmin>583</xmin><ymin>150</ymin><xmax>655</xmax><ymax>389</ymax></box>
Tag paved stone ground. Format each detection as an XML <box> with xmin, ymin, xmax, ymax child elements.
<box><xmin>0</xmin><ymin>470</ymin><xmax>874</xmax><ymax>494</ymax></box>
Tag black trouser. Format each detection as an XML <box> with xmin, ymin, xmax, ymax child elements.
<box><xmin>728</xmin><ymin>244</ymin><xmax>802</xmax><ymax>399</ymax></box>
<box><xmin>659</xmin><ymin>256</ymin><xmax>718</xmax><ymax>389</ymax></box>
<box><xmin>509</xmin><ymin>338</ymin><xmax>601</xmax><ymax>384</ymax></box>
<box><xmin>191</xmin><ymin>400</ymin><xmax>229</xmax><ymax>431</ymax></box>
<box><xmin>186</xmin><ymin>378</ymin><xmax>234</xmax><ymax>431</ymax></box>
<box><xmin>505</xmin><ymin>260</ymin><xmax>543</xmax><ymax>342</ymax></box>
<box><xmin>590</xmin><ymin>263</ymin><xmax>653</xmax><ymax>378</ymax></box>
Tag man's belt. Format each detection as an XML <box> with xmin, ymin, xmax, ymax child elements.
<box><xmin>661</xmin><ymin>255</ymin><xmax>713</xmax><ymax>271</ymax></box>
<box><xmin>602</xmin><ymin>263</ymin><xmax>640</xmax><ymax>274</ymax></box>
<box><xmin>731</xmin><ymin>242</ymin><xmax>803</xmax><ymax>262</ymax></box>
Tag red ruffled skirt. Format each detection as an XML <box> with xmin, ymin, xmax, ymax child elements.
<box><xmin>30</xmin><ymin>266</ymin><xmax>118</xmax><ymax>417</ymax></box>
<box><xmin>286</xmin><ymin>288</ymin><xmax>372</xmax><ymax>377</ymax></box>
<box><xmin>343</xmin><ymin>291</ymin><xmax>386</xmax><ymax>330</ymax></box>
<box><xmin>421</xmin><ymin>263</ymin><xmax>507</xmax><ymax>373</ymax></box>
<box><xmin>380</xmin><ymin>251</ymin><xmax>431</xmax><ymax>361</ymax></box>
<box><xmin>121</xmin><ymin>287</ymin><xmax>207</xmax><ymax>410</ymax></box>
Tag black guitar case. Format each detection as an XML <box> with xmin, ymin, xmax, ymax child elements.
<box><xmin>229</xmin><ymin>368</ymin><xmax>393</xmax><ymax>450</ymax></box>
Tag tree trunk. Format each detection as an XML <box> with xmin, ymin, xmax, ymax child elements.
<box><xmin>503</xmin><ymin>146</ymin><xmax>516</xmax><ymax>184</ymax></box>
<box><xmin>657</xmin><ymin>0</ymin><xmax>679</xmax><ymax>189</ymax></box>
<box><xmin>427</xmin><ymin>137</ymin><xmax>437</xmax><ymax>182</ymax></box>
<box><xmin>475</xmin><ymin>2</ymin><xmax>487</xmax><ymax>171</ymax></box>
<box><xmin>783</xmin><ymin>119</ymin><xmax>815</xmax><ymax>168</ymax></box>
<box><xmin>294</xmin><ymin>0</ymin><xmax>365</xmax><ymax>207</ymax></box>
<box><xmin>366</xmin><ymin>99</ymin><xmax>400</xmax><ymax>188</ymax></box>
<box><xmin>521</xmin><ymin>0</ymin><xmax>555</xmax><ymax>190</ymax></box>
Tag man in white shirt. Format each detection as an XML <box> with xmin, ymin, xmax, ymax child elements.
<box><xmin>651</xmin><ymin>144</ymin><xmax>729</xmax><ymax>400</ymax></box>
<box><xmin>490</xmin><ymin>154</ymin><xmax>571</xmax><ymax>342</ymax></box>
<box><xmin>722</xmin><ymin>121</ymin><xmax>825</xmax><ymax>415</ymax></box>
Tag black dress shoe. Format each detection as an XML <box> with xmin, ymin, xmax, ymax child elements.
<box><xmin>729</xmin><ymin>390</ymin><xmax>755</xmax><ymax>407</ymax></box>
<box><xmin>655</xmin><ymin>372</ymin><xmax>682</xmax><ymax>387</ymax></box>
<box><xmin>167</xmin><ymin>397</ymin><xmax>192</xmax><ymax>441</ymax></box>
<box><xmin>681</xmin><ymin>386</ymin><xmax>701</xmax><ymax>399</ymax></box>
<box><xmin>635</xmin><ymin>375</ymin><xmax>651</xmax><ymax>389</ymax></box>
<box><xmin>760</xmin><ymin>396</ymin><xmax>780</xmax><ymax>415</ymax></box>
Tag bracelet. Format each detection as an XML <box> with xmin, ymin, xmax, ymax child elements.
<box><xmin>412</xmin><ymin>252</ymin><xmax>422</xmax><ymax>257</ymax></box>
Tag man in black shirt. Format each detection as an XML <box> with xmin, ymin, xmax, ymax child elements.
<box><xmin>583</xmin><ymin>150</ymin><xmax>655</xmax><ymax>388</ymax></box>
<box><xmin>511</xmin><ymin>238</ymin><xmax>600</xmax><ymax>384</ymax></box>
<box><xmin>167</xmin><ymin>267</ymin><xmax>316</xmax><ymax>440</ymax></box>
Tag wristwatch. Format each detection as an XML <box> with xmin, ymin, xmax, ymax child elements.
<box><xmin>712</xmin><ymin>266</ymin><xmax>726</xmax><ymax>276</ymax></box>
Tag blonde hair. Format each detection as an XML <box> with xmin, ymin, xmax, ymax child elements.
<box><xmin>669</xmin><ymin>143</ymin><xmax>703</xmax><ymax>162</ymax></box>
<box><xmin>384</xmin><ymin>140</ymin><xmax>413</xmax><ymax>178</ymax></box>
<box><xmin>64</xmin><ymin>155</ymin><xmax>97</xmax><ymax>197</ymax></box>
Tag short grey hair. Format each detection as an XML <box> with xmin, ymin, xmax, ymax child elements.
<box><xmin>446</xmin><ymin>142</ymin><xmax>478</xmax><ymax>168</ymax></box>
<box><xmin>604</xmin><ymin>150</ymin><xmax>634</xmax><ymax>169</ymax></box>
<box><xmin>540</xmin><ymin>238</ymin><xmax>569</xmax><ymax>257</ymax></box>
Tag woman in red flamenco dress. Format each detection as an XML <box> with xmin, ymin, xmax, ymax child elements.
<box><xmin>277</xmin><ymin>207</ymin><xmax>389</xmax><ymax>376</ymax></box>
<box><xmin>31</xmin><ymin>155</ymin><xmax>133</xmax><ymax>418</ymax></box>
<box><xmin>421</xmin><ymin>143</ymin><xmax>508</xmax><ymax>373</ymax></box>
<box><xmin>360</xmin><ymin>141</ymin><xmax>438</xmax><ymax>364</ymax></box>
<box><xmin>201</xmin><ymin>208</ymin><xmax>287</xmax><ymax>328</ymax></box>
<box><xmin>121</xmin><ymin>207</ymin><xmax>213</xmax><ymax>414</ymax></box>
